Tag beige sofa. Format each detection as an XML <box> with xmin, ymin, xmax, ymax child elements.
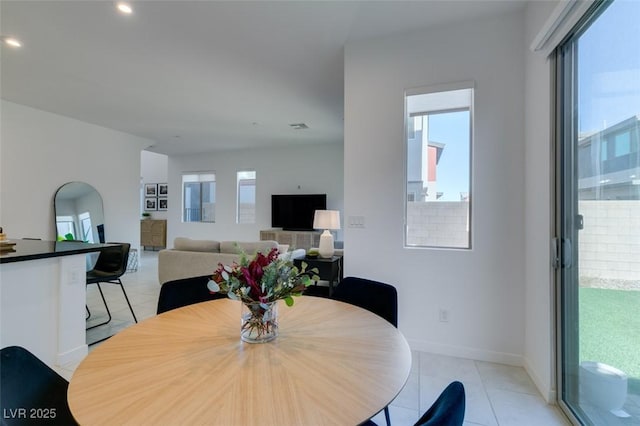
<box><xmin>158</xmin><ymin>237</ymin><xmax>305</xmax><ymax>285</ymax></box>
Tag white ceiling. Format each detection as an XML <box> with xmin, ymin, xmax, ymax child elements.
<box><xmin>0</xmin><ymin>1</ymin><xmax>525</xmax><ymax>156</ymax></box>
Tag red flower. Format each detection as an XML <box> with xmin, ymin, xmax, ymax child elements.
<box><xmin>209</xmin><ymin>247</ymin><xmax>316</xmax><ymax>304</ymax></box>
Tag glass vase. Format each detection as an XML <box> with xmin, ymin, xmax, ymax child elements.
<box><xmin>241</xmin><ymin>301</ymin><xmax>278</xmax><ymax>343</ymax></box>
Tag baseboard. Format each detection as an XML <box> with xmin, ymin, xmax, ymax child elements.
<box><xmin>523</xmin><ymin>356</ymin><xmax>557</xmax><ymax>403</ymax></box>
<box><xmin>57</xmin><ymin>344</ymin><xmax>88</xmax><ymax>368</ymax></box>
<box><xmin>407</xmin><ymin>339</ymin><xmax>523</xmax><ymax>367</ymax></box>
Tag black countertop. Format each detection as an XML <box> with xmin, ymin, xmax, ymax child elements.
<box><xmin>0</xmin><ymin>239</ymin><xmax>113</xmax><ymax>264</ymax></box>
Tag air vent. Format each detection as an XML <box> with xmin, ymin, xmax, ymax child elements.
<box><xmin>289</xmin><ymin>123</ymin><xmax>309</xmax><ymax>130</ymax></box>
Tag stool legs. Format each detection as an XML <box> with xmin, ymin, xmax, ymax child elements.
<box><xmin>86</xmin><ymin>282</ymin><xmax>112</xmax><ymax>330</ymax></box>
<box><xmin>86</xmin><ymin>278</ymin><xmax>138</xmax><ymax>345</ymax></box>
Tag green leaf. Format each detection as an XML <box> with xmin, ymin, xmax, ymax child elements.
<box><xmin>284</xmin><ymin>296</ymin><xmax>294</xmax><ymax>307</ymax></box>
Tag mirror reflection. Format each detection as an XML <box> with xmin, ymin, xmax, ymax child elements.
<box><xmin>54</xmin><ymin>182</ymin><xmax>105</xmax><ymax>243</ymax></box>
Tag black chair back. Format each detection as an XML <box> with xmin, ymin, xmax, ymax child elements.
<box><xmin>88</xmin><ymin>242</ymin><xmax>130</xmax><ymax>281</ymax></box>
<box><xmin>0</xmin><ymin>346</ymin><xmax>77</xmax><ymax>425</ymax></box>
<box><xmin>157</xmin><ymin>275</ymin><xmax>228</xmax><ymax>314</ymax></box>
<box><xmin>331</xmin><ymin>276</ymin><xmax>398</xmax><ymax>327</ymax></box>
<box><xmin>414</xmin><ymin>381</ymin><xmax>465</xmax><ymax>426</ymax></box>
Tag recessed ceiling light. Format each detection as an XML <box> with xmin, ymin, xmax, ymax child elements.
<box><xmin>116</xmin><ymin>2</ymin><xmax>133</xmax><ymax>15</ymax></box>
<box><xmin>2</xmin><ymin>37</ymin><xmax>22</xmax><ymax>48</ymax></box>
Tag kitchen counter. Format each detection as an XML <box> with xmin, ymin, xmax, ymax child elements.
<box><xmin>0</xmin><ymin>239</ymin><xmax>113</xmax><ymax>263</ymax></box>
<box><xmin>0</xmin><ymin>239</ymin><xmax>110</xmax><ymax>368</ymax></box>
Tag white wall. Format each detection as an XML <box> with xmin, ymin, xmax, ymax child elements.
<box><xmin>141</xmin><ymin>150</ymin><xmax>169</xmax><ymax>220</ymax></box>
<box><xmin>523</xmin><ymin>0</ymin><xmax>561</xmax><ymax>403</ymax></box>
<box><xmin>344</xmin><ymin>11</ymin><xmax>526</xmax><ymax>365</ymax></box>
<box><xmin>166</xmin><ymin>143</ymin><xmax>343</xmax><ymax>245</ymax></box>
<box><xmin>0</xmin><ymin>100</ymin><xmax>150</xmax><ymax>248</ymax></box>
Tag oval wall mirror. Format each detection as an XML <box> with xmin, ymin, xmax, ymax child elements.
<box><xmin>54</xmin><ymin>182</ymin><xmax>105</xmax><ymax>243</ymax></box>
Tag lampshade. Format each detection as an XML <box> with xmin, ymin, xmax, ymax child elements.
<box><xmin>313</xmin><ymin>210</ymin><xmax>341</xmax><ymax>230</ymax></box>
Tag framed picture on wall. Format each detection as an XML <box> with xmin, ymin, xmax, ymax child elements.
<box><xmin>158</xmin><ymin>183</ymin><xmax>168</xmax><ymax>196</ymax></box>
<box><xmin>158</xmin><ymin>198</ymin><xmax>168</xmax><ymax>211</ymax></box>
<box><xmin>145</xmin><ymin>183</ymin><xmax>158</xmax><ymax>197</ymax></box>
<box><xmin>145</xmin><ymin>197</ymin><xmax>157</xmax><ymax>211</ymax></box>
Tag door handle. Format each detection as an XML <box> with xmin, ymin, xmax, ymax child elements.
<box><xmin>561</xmin><ymin>238</ymin><xmax>573</xmax><ymax>268</ymax></box>
<box><xmin>552</xmin><ymin>238</ymin><xmax>573</xmax><ymax>269</ymax></box>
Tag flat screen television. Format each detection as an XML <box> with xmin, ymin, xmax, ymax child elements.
<box><xmin>271</xmin><ymin>194</ymin><xmax>326</xmax><ymax>231</ymax></box>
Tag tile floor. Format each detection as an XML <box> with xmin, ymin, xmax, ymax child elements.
<box><xmin>58</xmin><ymin>250</ymin><xmax>571</xmax><ymax>426</ymax></box>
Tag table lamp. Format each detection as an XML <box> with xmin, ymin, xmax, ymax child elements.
<box><xmin>313</xmin><ymin>210</ymin><xmax>340</xmax><ymax>258</ymax></box>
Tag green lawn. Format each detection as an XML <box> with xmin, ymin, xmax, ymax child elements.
<box><xmin>580</xmin><ymin>287</ymin><xmax>640</xmax><ymax>385</ymax></box>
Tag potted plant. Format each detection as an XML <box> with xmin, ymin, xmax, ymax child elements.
<box><xmin>208</xmin><ymin>248</ymin><xmax>318</xmax><ymax>343</ymax></box>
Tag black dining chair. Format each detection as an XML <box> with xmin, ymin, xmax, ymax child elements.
<box><xmin>414</xmin><ymin>381</ymin><xmax>466</xmax><ymax>426</ymax></box>
<box><xmin>331</xmin><ymin>276</ymin><xmax>398</xmax><ymax>426</ymax></box>
<box><xmin>157</xmin><ymin>274</ymin><xmax>227</xmax><ymax>314</ymax></box>
<box><xmin>0</xmin><ymin>346</ymin><xmax>78</xmax><ymax>426</ymax></box>
<box><xmin>86</xmin><ymin>242</ymin><xmax>137</xmax><ymax>333</ymax></box>
<box><xmin>332</xmin><ymin>276</ymin><xmax>398</xmax><ymax>327</ymax></box>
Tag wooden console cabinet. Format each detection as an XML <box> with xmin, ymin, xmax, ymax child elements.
<box><xmin>141</xmin><ymin>219</ymin><xmax>167</xmax><ymax>250</ymax></box>
<box><xmin>260</xmin><ymin>229</ymin><xmax>320</xmax><ymax>251</ymax></box>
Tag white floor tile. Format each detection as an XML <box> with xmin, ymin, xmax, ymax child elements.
<box><xmin>383</xmin><ymin>405</ymin><xmax>421</xmax><ymax>426</ymax></box>
<box><xmin>394</xmin><ymin>370</ymin><xmax>420</xmax><ymax>410</ymax></box>
<box><xmin>487</xmin><ymin>388</ymin><xmax>570</xmax><ymax>426</ymax></box>
<box><xmin>475</xmin><ymin>361</ymin><xmax>539</xmax><ymax>395</ymax></box>
<box><xmin>410</xmin><ymin>350</ymin><xmax>420</xmax><ymax>375</ymax></box>
<box><xmin>420</xmin><ymin>352</ymin><xmax>483</xmax><ymax>384</ymax></box>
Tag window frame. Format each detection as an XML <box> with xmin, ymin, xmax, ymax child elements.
<box><xmin>181</xmin><ymin>172</ymin><xmax>216</xmax><ymax>223</ymax></box>
<box><xmin>56</xmin><ymin>215</ymin><xmax>76</xmax><ymax>239</ymax></box>
<box><xmin>79</xmin><ymin>212</ymin><xmax>94</xmax><ymax>243</ymax></box>
<box><xmin>236</xmin><ymin>170</ymin><xmax>256</xmax><ymax>224</ymax></box>
<box><xmin>403</xmin><ymin>81</ymin><xmax>475</xmax><ymax>250</ymax></box>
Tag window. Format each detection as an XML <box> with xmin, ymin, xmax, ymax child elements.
<box><xmin>56</xmin><ymin>215</ymin><xmax>76</xmax><ymax>239</ymax></box>
<box><xmin>405</xmin><ymin>85</ymin><xmax>473</xmax><ymax>249</ymax></box>
<box><xmin>79</xmin><ymin>212</ymin><xmax>94</xmax><ymax>243</ymax></box>
<box><xmin>614</xmin><ymin>131</ymin><xmax>630</xmax><ymax>157</ymax></box>
<box><xmin>237</xmin><ymin>170</ymin><xmax>256</xmax><ymax>224</ymax></box>
<box><xmin>182</xmin><ymin>172</ymin><xmax>216</xmax><ymax>223</ymax></box>
<box><xmin>557</xmin><ymin>0</ymin><xmax>640</xmax><ymax>423</ymax></box>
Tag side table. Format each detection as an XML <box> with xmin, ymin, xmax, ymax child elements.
<box><xmin>295</xmin><ymin>255</ymin><xmax>343</xmax><ymax>296</ymax></box>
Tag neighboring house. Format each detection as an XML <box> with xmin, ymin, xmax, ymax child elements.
<box><xmin>577</xmin><ymin>115</ymin><xmax>640</xmax><ymax>281</ymax></box>
<box><xmin>578</xmin><ymin>115</ymin><xmax>640</xmax><ymax>200</ymax></box>
<box><xmin>407</xmin><ymin>127</ymin><xmax>445</xmax><ymax>202</ymax></box>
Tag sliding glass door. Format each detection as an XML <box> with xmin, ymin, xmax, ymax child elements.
<box><xmin>556</xmin><ymin>0</ymin><xmax>640</xmax><ymax>424</ymax></box>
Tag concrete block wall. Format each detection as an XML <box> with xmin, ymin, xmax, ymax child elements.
<box><xmin>406</xmin><ymin>201</ymin><xmax>469</xmax><ymax>248</ymax></box>
<box><xmin>579</xmin><ymin>200</ymin><xmax>640</xmax><ymax>281</ymax></box>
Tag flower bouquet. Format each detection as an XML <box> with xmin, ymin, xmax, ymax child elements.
<box><xmin>207</xmin><ymin>248</ymin><xmax>319</xmax><ymax>342</ymax></box>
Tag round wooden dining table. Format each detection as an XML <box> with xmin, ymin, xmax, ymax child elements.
<box><xmin>68</xmin><ymin>296</ymin><xmax>412</xmax><ymax>425</ymax></box>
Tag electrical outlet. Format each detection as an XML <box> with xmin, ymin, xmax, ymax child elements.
<box><xmin>68</xmin><ymin>268</ymin><xmax>82</xmax><ymax>285</ymax></box>
<box><xmin>439</xmin><ymin>309</ymin><xmax>449</xmax><ymax>323</ymax></box>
